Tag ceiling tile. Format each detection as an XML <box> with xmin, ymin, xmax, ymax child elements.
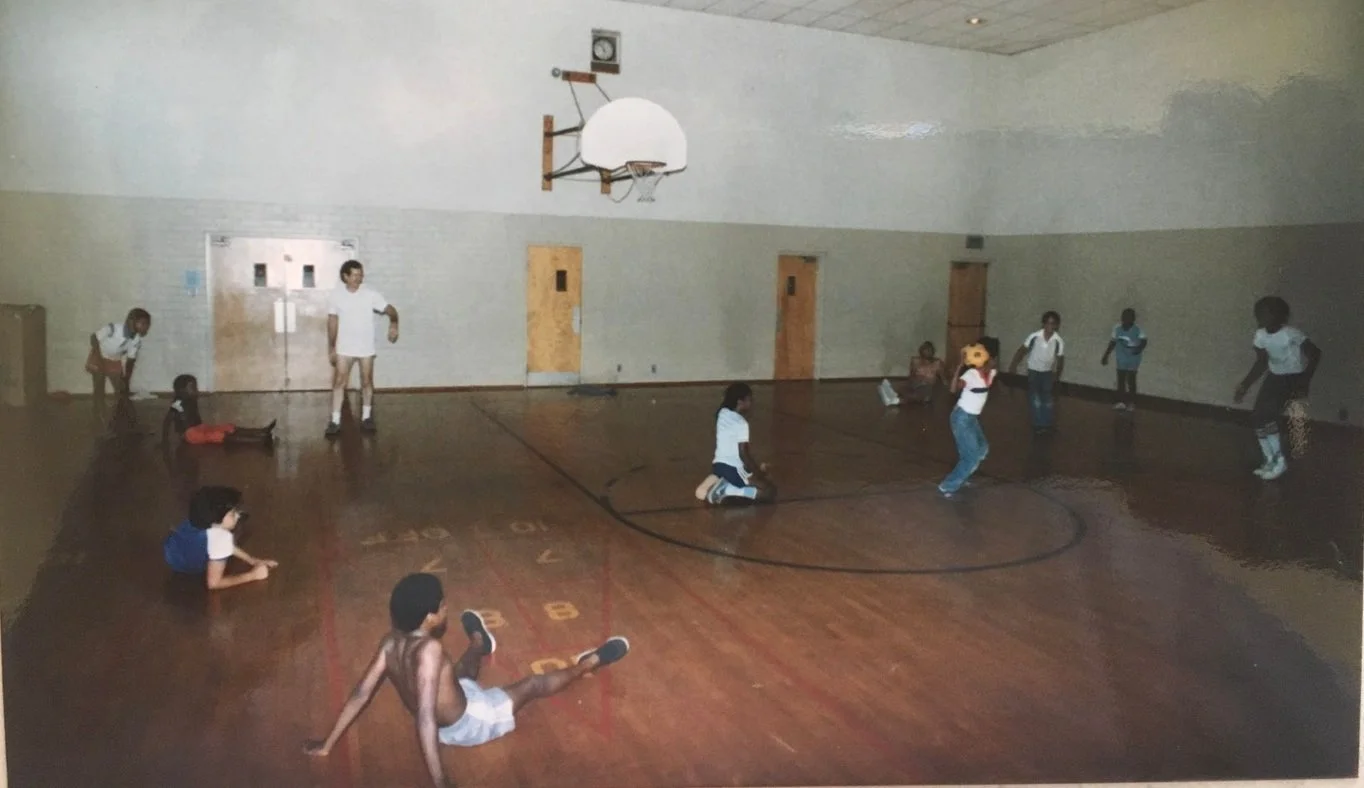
<box><xmin>877</xmin><ymin>0</ymin><xmax>947</xmax><ymax>24</ymax></box>
<box><xmin>777</xmin><ymin>6</ymin><xmax>833</xmax><ymax>24</ymax></box>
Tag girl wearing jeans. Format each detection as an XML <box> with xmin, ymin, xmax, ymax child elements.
<box><xmin>939</xmin><ymin>337</ymin><xmax>1000</xmax><ymax>498</ymax></box>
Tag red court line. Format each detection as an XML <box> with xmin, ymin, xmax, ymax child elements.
<box><xmin>471</xmin><ymin>537</ymin><xmax>595</xmax><ymax>730</ymax></box>
<box><xmin>639</xmin><ymin>550</ymin><xmax>913</xmax><ymax>778</ymax></box>
<box><xmin>316</xmin><ymin>530</ymin><xmax>356</xmax><ymax>788</ymax></box>
<box><xmin>598</xmin><ymin>533</ymin><xmax>614</xmax><ymax>740</ymax></box>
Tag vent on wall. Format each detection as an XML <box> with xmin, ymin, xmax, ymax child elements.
<box><xmin>965</xmin><ymin>235</ymin><xmax>985</xmax><ymax>250</ymax></box>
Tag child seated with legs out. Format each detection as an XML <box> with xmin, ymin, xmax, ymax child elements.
<box><xmin>162</xmin><ymin>374</ymin><xmax>278</xmax><ymax>448</ymax></box>
<box><xmin>938</xmin><ymin>337</ymin><xmax>1000</xmax><ymax>498</ymax></box>
<box><xmin>879</xmin><ymin>342</ymin><xmax>947</xmax><ymax>407</ymax></box>
<box><xmin>163</xmin><ymin>485</ymin><xmax>278</xmax><ymax>591</ymax></box>
<box><xmin>694</xmin><ymin>383</ymin><xmax>777</xmax><ymax>505</ymax></box>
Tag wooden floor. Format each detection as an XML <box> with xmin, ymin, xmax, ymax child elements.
<box><xmin>1</xmin><ymin>382</ymin><xmax>1360</xmax><ymax>787</ymax></box>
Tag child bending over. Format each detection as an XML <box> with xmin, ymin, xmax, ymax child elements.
<box><xmin>694</xmin><ymin>383</ymin><xmax>777</xmax><ymax>504</ymax></box>
<box><xmin>162</xmin><ymin>374</ymin><xmax>277</xmax><ymax>447</ymax></box>
<box><xmin>163</xmin><ymin>485</ymin><xmax>278</xmax><ymax>591</ymax></box>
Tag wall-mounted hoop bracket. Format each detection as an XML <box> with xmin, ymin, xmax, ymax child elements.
<box><xmin>542</xmin><ymin>69</ymin><xmax>615</xmax><ymax>195</ymax></box>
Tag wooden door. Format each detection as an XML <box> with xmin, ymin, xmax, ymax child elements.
<box><xmin>279</xmin><ymin>239</ymin><xmax>354</xmax><ymax>391</ymax></box>
<box><xmin>946</xmin><ymin>261</ymin><xmax>988</xmax><ymax>358</ymax></box>
<box><xmin>526</xmin><ymin>246</ymin><xmax>583</xmax><ymax>387</ymax></box>
<box><xmin>211</xmin><ymin>237</ymin><xmax>288</xmax><ymax>392</ymax></box>
<box><xmin>773</xmin><ymin>255</ymin><xmax>817</xmax><ymax>380</ymax></box>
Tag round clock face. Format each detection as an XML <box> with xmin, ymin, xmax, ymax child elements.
<box><xmin>593</xmin><ymin>37</ymin><xmax>615</xmax><ymax>61</ymax></box>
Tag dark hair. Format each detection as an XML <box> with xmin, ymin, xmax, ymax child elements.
<box><xmin>188</xmin><ymin>485</ymin><xmax>243</xmax><ymax>529</ymax></box>
<box><xmin>340</xmin><ymin>260</ymin><xmax>364</xmax><ymax>280</ymax></box>
<box><xmin>1255</xmin><ymin>296</ymin><xmax>1290</xmax><ymax>323</ymax></box>
<box><xmin>1041</xmin><ymin>311</ymin><xmax>1061</xmax><ymax>324</ymax></box>
<box><xmin>919</xmin><ymin>341</ymin><xmax>936</xmax><ymax>354</ymax></box>
<box><xmin>978</xmin><ymin>336</ymin><xmax>1001</xmax><ymax>361</ymax></box>
<box><xmin>717</xmin><ymin>382</ymin><xmax>752</xmax><ymax>417</ymax></box>
<box><xmin>390</xmin><ymin>573</ymin><xmax>444</xmax><ymax>630</ymax></box>
<box><xmin>172</xmin><ymin>374</ymin><xmax>196</xmax><ymax>399</ymax></box>
<box><xmin>128</xmin><ymin>308</ymin><xmax>151</xmax><ymax>323</ymax></box>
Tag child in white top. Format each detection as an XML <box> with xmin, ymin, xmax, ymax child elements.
<box><xmin>1232</xmin><ymin>296</ymin><xmax>1321</xmax><ymax>480</ymax></box>
<box><xmin>694</xmin><ymin>383</ymin><xmax>776</xmax><ymax>504</ymax></box>
<box><xmin>86</xmin><ymin>308</ymin><xmax>151</xmax><ymax>430</ymax></box>
<box><xmin>939</xmin><ymin>337</ymin><xmax>1000</xmax><ymax>498</ymax></box>
<box><xmin>1007</xmin><ymin>311</ymin><xmax>1064</xmax><ymax>433</ymax></box>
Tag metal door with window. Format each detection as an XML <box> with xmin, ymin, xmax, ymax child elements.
<box><xmin>210</xmin><ymin>236</ymin><xmax>354</xmax><ymax>392</ymax></box>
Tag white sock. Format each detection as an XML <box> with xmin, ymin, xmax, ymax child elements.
<box><xmin>331</xmin><ymin>411</ymin><xmax>341</xmax><ymax>424</ymax></box>
<box><xmin>362</xmin><ymin>405</ymin><xmax>372</xmax><ymax>419</ymax></box>
<box><xmin>1265</xmin><ymin>433</ymin><xmax>1282</xmax><ymax>461</ymax></box>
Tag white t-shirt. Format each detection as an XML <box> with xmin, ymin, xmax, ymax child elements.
<box><xmin>712</xmin><ymin>408</ymin><xmax>750</xmax><ymax>472</ymax></box>
<box><xmin>206</xmin><ymin>526</ymin><xmax>235</xmax><ymax>562</ymax></box>
<box><xmin>1022</xmin><ymin>330</ymin><xmax>1064</xmax><ymax>372</ymax></box>
<box><xmin>956</xmin><ymin>368</ymin><xmax>994</xmax><ymax>415</ymax></box>
<box><xmin>1253</xmin><ymin>326</ymin><xmax>1308</xmax><ymax>375</ymax></box>
<box><xmin>328</xmin><ymin>286</ymin><xmax>389</xmax><ymax>358</ymax></box>
<box><xmin>94</xmin><ymin>322</ymin><xmax>142</xmax><ymax>361</ymax></box>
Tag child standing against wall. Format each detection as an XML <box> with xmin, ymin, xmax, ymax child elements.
<box><xmin>1232</xmin><ymin>296</ymin><xmax>1321</xmax><ymax>480</ymax></box>
<box><xmin>1101</xmin><ymin>308</ymin><xmax>1147</xmax><ymax>411</ymax></box>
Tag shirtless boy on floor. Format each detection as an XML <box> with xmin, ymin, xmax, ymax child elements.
<box><xmin>305</xmin><ymin>573</ymin><xmax>630</xmax><ymax>787</ymax></box>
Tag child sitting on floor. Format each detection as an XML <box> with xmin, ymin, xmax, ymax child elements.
<box><xmin>163</xmin><ymin>485</ymin><xmax>278</xmax><ymax>591</ymax></box>
<box><xmin>880</xmin><ymin>342</ymin><xmax>947</xmax><ymax>406</ymax></box>
<box><xmin>161</xmin><ymin>374</ymin><xmax>277</xmax><ymax>447</ymax></box>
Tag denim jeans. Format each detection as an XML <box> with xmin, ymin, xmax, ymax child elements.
<box><xmin>941</xmin><ymin>406</ymin><xmax>989</xmax><ymax>493</ymax></box>
<box><xmin>1027</xmin><ymin>370</ymin><xmax>1055</xmax><ymax>427</ymax></box>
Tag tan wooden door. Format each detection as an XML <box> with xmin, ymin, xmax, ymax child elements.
<box><xmin>526</xmin><ymin>246</ymin><xmax>583</xmax><ymax>387</ymax></box>
<box><xmin>946</xmin><ymin>261</ymin><xmax>988</xmax><ymax>358</ymax></box>
<box><xmin>773</xmin><ymin>255</ymin><xmax>817</xmax><ymax>380</ymax></box>
<box><xmin>211</xmin><ymin>236</ymin><xmax>288</xmax><ymax>392</ymax></box>
<box><xmin>278</xmin><ymin>239</ymin><xmax>354</xmax><ymax>391</ymax></box>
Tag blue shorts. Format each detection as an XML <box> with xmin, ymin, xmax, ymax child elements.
<box><xmin>712</xmin><ymin>462</ymin><xmax>750</xmax><ymax>487</ymax></box>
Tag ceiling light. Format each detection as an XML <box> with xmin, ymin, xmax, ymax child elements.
<box><xmin>967</xmin><ymin>16</ymin><xmax>985</xmax><ymax>25</ymax></box>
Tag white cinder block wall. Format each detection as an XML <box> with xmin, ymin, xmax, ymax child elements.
<box><xmin>0</xmin><ymin>0</ymin><xmax>995</xmax><ymax>394</ymax></box>
<box><xmin>980</xmin><ymin>0</ymin><xmax>1364</xmax><ymax>424</ymax></box>
<box><xmin>0</xmin><ymin>0</ymin><xmax>1359</xmax><ymax>424</ymax></box>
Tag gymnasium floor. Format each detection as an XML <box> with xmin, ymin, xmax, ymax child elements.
<box><xmin>1</xmin><ymin>381</ymin><xmax>1360</xmax><ymax>787</ymax></box>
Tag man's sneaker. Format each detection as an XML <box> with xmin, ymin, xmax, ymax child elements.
<box><xmin>460</xmin><ymin>610</ymin><xmax>497</xmax><ymax>655</ymax></box>
<box><xmin>574</xmin><ymin>637</ymin><xmax>630</xmax><ymax>671</ymax></box>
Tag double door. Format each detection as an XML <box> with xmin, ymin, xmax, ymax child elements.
<box><xmin>210</xmin><ymin>236</ymin><xmax>353</xmax><ymax>392</ymax></box>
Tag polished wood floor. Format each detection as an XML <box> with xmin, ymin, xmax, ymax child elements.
<box><xmin>1</xmin><ymin>382</ymin><xmax>1360</xmax><ymax>787</ymax></box>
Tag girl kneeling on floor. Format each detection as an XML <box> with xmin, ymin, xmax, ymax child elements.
<box><xmin>695</xmin><ymin>383</ymin><xmax>777</xmax><ymax>505</ymax></box>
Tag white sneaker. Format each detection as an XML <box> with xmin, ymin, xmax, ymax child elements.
<box><xmin>1112</xmin><ymin>402</ymin><xmax>1127</xmax><ymax>410</ymax></box>
<box><xmin>1260</xmin><ymin>456</ymin><xmax>1287</xmax><ymax>480</ymax></box>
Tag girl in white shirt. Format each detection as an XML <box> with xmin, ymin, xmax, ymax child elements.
<box><xmin>939</xmin><ymin>337</ymin><xmax>1000</xmax><ymax>498</ymax></box>
<box><xmin>1232</xmin><ymin>296</ymin><xmax>1321</xmax><ymax>480</ymax></box>
<box><xmin>694</xmin><ymin>383</ymin><xmax>776</xmax><ymax>505</ymax></box>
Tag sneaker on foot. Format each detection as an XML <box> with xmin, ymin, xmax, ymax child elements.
<box><xmin>324</xmin><ymin>421</ymin><xmax>341</xmax><ymax>438</ymax></box>
<box><xmin>574</xmin><ymin>636</ymin><xmax>630</xmax><ymax>670</ymax></box>
<box><xmin>360</xmin><ymin>417</ymin><xmax>376</xmax><ymax>433</ymax></box>
<box><xmin>1260</xmin><ymin>456</ymin><xmax>1287</xmax><ymax>480</ymax></box>
<box><xmin>694</xmin><ymin>474</ymin><xmax>720</xmax><ymax>501</ymax></box>
<box><xmin>460</xmin><ymin>610</ymin><xmax>496</xmax><ymax>655</ymax></box>
<box><xmin>705</xmin><ymin>479</ymin><xmax>730</xmax><ymax>505</ymax></box>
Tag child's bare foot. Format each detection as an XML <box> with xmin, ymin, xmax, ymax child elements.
<box><xmin>460</xmin><ymin>610</ymin><xmax>496</xmax><ymax>654</ymax></box>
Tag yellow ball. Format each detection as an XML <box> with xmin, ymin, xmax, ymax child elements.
<box><xmin>962</xmin><ymin>343</ymin><xmax>990</xmax><ymax>368</ymax></box>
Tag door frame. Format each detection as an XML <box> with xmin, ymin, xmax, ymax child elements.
<box><xmin>204</xmin><ymin>233</ymin><xmax>359</xmax><ymax>392</ymax></box>
<box><xmin>524</xmin><ymin>243</ymin><xmax>584</xmax><ymax>388</ymax></box>
<box><xmin>773</xmin><ymin>251</ymin><xmax>824</xmax><ymax>381</ymax></box>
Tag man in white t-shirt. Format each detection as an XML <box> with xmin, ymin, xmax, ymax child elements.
<box><xmin>1007</xmin><ymin>311</ymin><xmax>1065</xmax><ymax>433</ymax></box>
<box><xmin>326</xmin><ymin>260</ymin><xmax>400</xmax><ymax>437</ymax></box>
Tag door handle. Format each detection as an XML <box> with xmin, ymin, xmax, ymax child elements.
<box><xmin>285</xmin><ymin>301</ymin><xmax>297</xmax><ymax>333</ymax></box>
<box><xmin>274</xmin><ymin>300</ymin><xmax>285</xmax><ymax>333</ymax></box>
<box><xmin>572</xmin><ymin>305</ymin><xmax>581</xmax><ymax>335</ymax></box>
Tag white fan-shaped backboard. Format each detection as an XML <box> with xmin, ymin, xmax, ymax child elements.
<box><xmin>580</xmin><ymin>98</ymin><xmax>687</xmax><ymax>173</ymax></box>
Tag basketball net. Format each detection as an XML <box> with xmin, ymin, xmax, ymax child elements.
<box><xmin>625</xmin><ymin>161</ymin><xmax>664</xmax><ymax>203</ymax></box>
